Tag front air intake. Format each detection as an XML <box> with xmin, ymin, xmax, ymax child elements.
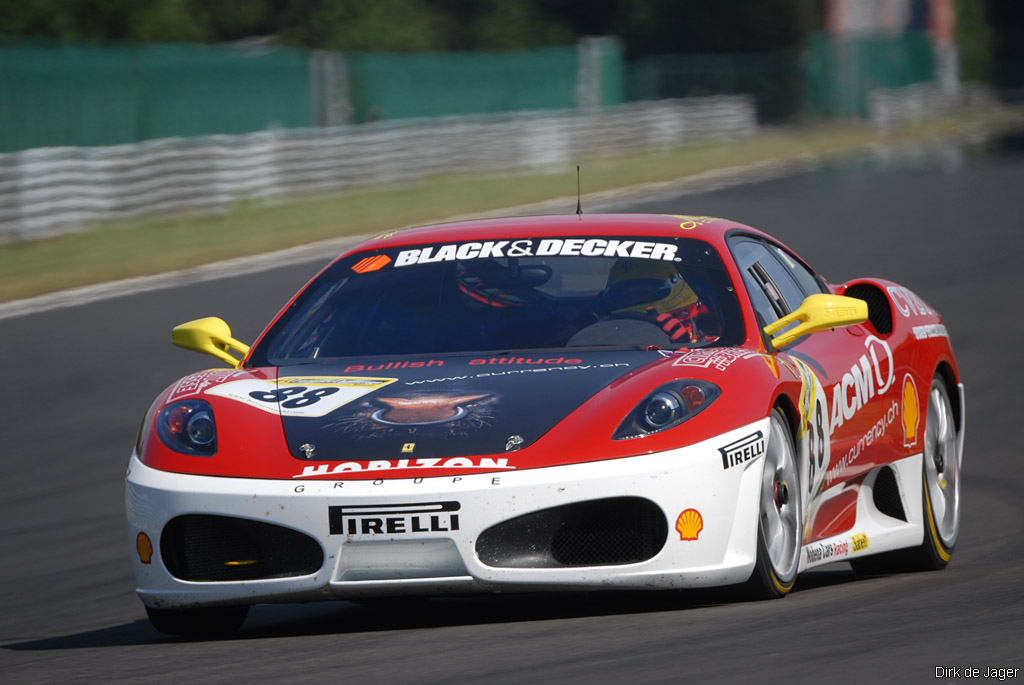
<box><xmin>161</xmin><ymin>515</ymin><xmax>323</xmax><ymax>582</ymax></box>
<box><xmin>476</xmin><ymin>497</ymin><xmax>667</xmax><ymax>568</ymax></box>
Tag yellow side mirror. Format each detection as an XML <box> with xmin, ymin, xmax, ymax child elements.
<box><xmin>171</xmin><ymin>317</ymin><xmax>251</xmax><ymax>368</ymax></box>
<box><xmin>763</xmin><ymin>294</ymin><xmax>868</xmax><ymax>349</ymax></box>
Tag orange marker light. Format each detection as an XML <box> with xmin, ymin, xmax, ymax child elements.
<box><xmin>680</xmin><ymin>385</ymin><xmax>707</xmax><ymax>411</ymax></box>
<box><xmin>902</xmin><ymin>374</ymin><xmax>920</xmax><ymax>448</ymax></box>
<box><xmin>136</xmin><ymin>532</ymin><xmax>153</xmax><ymax>564</ymax></box>
<box><xmin>165</xmin><ymin>404</ymin><xmax>192</xmax><ymax>435</ymax></box>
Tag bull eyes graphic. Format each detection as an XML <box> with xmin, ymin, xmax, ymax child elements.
<box><xmin>328</xmin><ymin>393</ymin><xmax>495</xmax><ymax>437</ymax></box>
<box><xmin>371</xmin><ymin>394</ymin><xmax>488</xmax><ymax>426</ymax></box>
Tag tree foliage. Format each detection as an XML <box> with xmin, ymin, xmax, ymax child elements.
<box><xmin>0</xmin><ymin>0</ymin><xmax>817</xmax><ymax>55</ymax></box>
<box><xmin>956</xmin><ymin>0</ymin><xmax>993</xmax><ymax>82</ymax></box>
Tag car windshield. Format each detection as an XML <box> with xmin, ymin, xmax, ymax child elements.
<box><xmin>249</xmin><ymin>235</ymin><xmax>743</xmax><ymax>366</ymax></box>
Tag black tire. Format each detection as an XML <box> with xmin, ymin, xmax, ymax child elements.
<box><xmin>852</xmin><ymin>374</ymin><xmax>960</xmax><ymax>575</ymax></box>
<box><xmin>746</xmin><ymin>408</ymin><xmax>802</xmax><ymax>599</ymax></box>
<box><xmin>146</xmin><ymin>604</ymin><xmax>249</xmax><ymax>637</ymax></box>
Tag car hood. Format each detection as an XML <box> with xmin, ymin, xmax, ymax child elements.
<box><xmin>266</xmin><ymin>352</ymin><xmax>639</xmax><ymax>462</ymax></box>
<box><xmin>144</xmin><ymin>346</ymin><xmax>788</xmax><ymax>480</ymax></box>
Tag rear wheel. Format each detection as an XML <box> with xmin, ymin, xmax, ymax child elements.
<box><xmin>920</xmin><ymin>377</ymin><xmax>960</xmax><ymax>567</ymax></box>
<box><xmin>853</xmin><ymin>374</ymin><xmax>960</xmax><ymax>574</ymax></box>
<box><xmin>146</xmin><ymin>604</ymin><xmax>249</xmax><ymax>638</ymax></box>
<box><xmin>746</xmin><ymin>408</ymin><xmax>801</xmax><ymax>599</ymax></box>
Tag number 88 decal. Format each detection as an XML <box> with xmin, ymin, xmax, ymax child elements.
<box><xmin>790</xmin><ymin>358</ymin><xmax>831</xmax><ymax>500</ymax></box>
<box><xmin>248</xmin><ymin>386</ymin><xmax>340</xmax><ymax>408</ymax></box>
<box><xmin>206</xmin><ymin>376</ymin><xmax>397</xmax><ymax>418</ymax></box>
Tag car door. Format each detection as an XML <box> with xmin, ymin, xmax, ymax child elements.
<box><xmin>729</xmin><ymin>235</ymin><xmax>889</xmax><ymax>540</ymax></box>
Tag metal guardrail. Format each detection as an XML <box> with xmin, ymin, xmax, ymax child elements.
<box><xmin>0</xmin><ymin>97</ymin><xmax>756</xmax><ymax>243</ymax></box>
<box><xmin>869</xmin><ymin>82</ymin><xmax>997</xmax><ymax>131</ymax></box>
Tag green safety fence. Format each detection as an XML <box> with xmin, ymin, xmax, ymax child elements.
<box><xmin>347</xmin><ymin>47</ymin><xmax>580</xmax><ymax>123</ymax></box>
<box><xmin>626</xmin><ymin>51</ymin><xmax>805</xmax><ymax>123</ymax></box>
<box><xmin>627</xmin><ymin>33</ymin><xmax>938</xmax><ymax>123</ymax></box>
<box><xmin>804</xmin><ymin>31</ymin><xmax>937</xmax><ymax>119</ymax></box>
<box><xmin>0</xmin><ymin>39</ymin><xmax>622</xmax><ymax>151</ymax></box>
<box><xmin>0</xmin><ymin>33</ymin><xmax>941</xmax><ymax>152</ymax></box>
<box><xmin>0</xmin><ymin>39</ymin><xmax>313</xmax><ymax>152</ymax></box>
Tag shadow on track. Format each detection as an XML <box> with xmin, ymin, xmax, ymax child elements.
<box><xmin>4</xmin><ymin>568</ymin><xmax>862</xmax><ymax>650</ymax></box>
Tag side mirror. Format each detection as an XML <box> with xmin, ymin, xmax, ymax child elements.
<box><xmin>171</xmin><ymin>317</ymin><xmax>250</xmax><ymax>368</ymax></box>
<box><xmin>763</xmin><ymin>294</ymin><xmax>868</xmax><ymax>349</ymax></box>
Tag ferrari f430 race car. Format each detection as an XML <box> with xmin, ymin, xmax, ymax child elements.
<box><xmin>127</xmin><ymin>214</ymin><xmax>964</xmax><ymax>636</ymax></box>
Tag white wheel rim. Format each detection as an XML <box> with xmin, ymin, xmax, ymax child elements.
<box><xmin>760</xmin><ymin>412</ymin><xmax>800</xmax><ymax>582</ymax></box>
<box><xmin>924</xmin><ymin>381</ymin><xmax>959</xmax><ymax>547</ymax></box>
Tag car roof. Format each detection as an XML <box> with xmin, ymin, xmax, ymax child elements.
<box><xmin>350</xmin><ymin>213</ymin><xmax>767</xmax><ymax>255</ymax></box>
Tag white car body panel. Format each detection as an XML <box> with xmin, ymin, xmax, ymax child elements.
<box><xmin>127</xmin><ymin>420</ymin><xmax>770</xmax><ymax>608</ymax></box>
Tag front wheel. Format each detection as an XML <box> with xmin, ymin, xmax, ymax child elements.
<box><xmin>746</xmin><ymin>408</ymin><xmax>802</xmax><ymax>599</ymax></box>
<box><xmin>146</xmin><ymin>604</ymin><xmax>249</xmax><ymax>637</ymax></box>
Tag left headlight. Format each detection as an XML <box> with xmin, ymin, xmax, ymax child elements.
<box><xmin>155</xmin><ymin>400</ymin><xmax>217</xmax><ymax>456</ymax></box>
<box><xmin>613</xmin><ymin>380</ymin><xmax>720</xmax><ymax>440</ymax></box>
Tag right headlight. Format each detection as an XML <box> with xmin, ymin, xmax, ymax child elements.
<box><xmin>613</xmin><ymin>380</ymin><xmax>720</xmax><ymax>440</ymax></box>
<box><xmin>155</xmin><ymin>399</ymin><xmax>217</xmax><ymax>456</ymax></box>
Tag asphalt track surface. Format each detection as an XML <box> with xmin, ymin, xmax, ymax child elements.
<box><xmin>2</xmin><ymin>137</ymin><xmax>1023</xmax><ymax>684</ymax></box>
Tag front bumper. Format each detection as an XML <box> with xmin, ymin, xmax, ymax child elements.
<box><xmin>126</xmin><ymin>420</ymin><xmax>768</xmax><ymax>609</ymax></box>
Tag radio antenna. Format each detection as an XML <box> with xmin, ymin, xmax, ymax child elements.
<box><xmin>576</xmin><ymin>165</ymin><xmax>582</xmax><ymax>216</ymax></box>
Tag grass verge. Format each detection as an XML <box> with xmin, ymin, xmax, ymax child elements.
<box><xmin>1</xmin><ymin>110</ymin><xmax>1019</xmax><ymax>303</ymax></box>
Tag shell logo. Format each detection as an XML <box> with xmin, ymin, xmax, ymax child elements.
<box><xmin>136</xmin><ymin>532</ymin><xmax>153</xmax><ymax>564</ymax></box>
<box><xmin>676</xmin><ymin>508</ymin><xmax>703</xmax><ymax>541</ymax></box>
<box><xmin>902</xmin><ymin>374</ymin><xmax>920</xmax><ymax>448</ymax></box>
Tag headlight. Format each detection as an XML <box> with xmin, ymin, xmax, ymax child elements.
<box><xmin>613</xmin><ymin>380</ymin><xmax>719</xmax><ymax>440</ymax></box>
<box><xmin>156</xmin><ymin>400</ymin><xmax>217</xmax><ymax>456</ymax></box>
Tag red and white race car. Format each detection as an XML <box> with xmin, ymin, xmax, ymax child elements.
<box><xmin>126</xmin><ymin>214</ymin><xmax>963</xmax><ymax>636</ymax></box>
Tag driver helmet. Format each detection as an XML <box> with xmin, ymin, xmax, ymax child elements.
<box><xmin>605</xmin><ymin>259</ymin><xmax>699</xmax><ymax>315</ymax></box>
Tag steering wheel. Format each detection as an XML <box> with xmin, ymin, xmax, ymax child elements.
<box><xmin>609</xmin><ymin>308</ymin><xmax>705</xmax><ymax>344</ymax></box>
<box><xmin>566</xmin><ymin>311</ymin><xmax>676</xmax><ymax>348</ymax></box>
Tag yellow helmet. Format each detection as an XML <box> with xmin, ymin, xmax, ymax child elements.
<box><xmin>605</xmin><ymin>260</ymin><xmax>699</xmax><ymax>315</ymax></box>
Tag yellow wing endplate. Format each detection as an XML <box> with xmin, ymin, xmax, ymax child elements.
<box><xmin>171</xmin><ymin>317</ymin><xmax>251</xmax><ymax>368</ymax></box>
<box><xmin>763</xmin><ymin>294</ymin><xmax>868</xmax><ymax>350</ymax></box>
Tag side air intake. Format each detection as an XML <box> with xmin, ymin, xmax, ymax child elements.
<box><xmin>844</xmin><ymin>283</ymin><xmax>893</xmax><ymax>335</ymax></box>
<box><xmin>873</xmin><ymin>466</ymin><xmax>907</xmax><ymax>521</ymax></box>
